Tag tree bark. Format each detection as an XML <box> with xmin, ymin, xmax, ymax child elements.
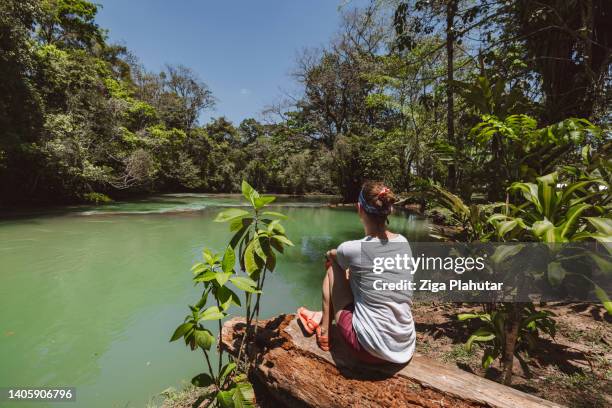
<box><xmin>502</xmin><ymin>304</ymin><xmax>522</xmax><ymax>385</ymax></box>
<box><xmin>221</xmin><ymin>315</ymin><xmax>564</xmax><ymax>408</ymax></box>
<box><xmin>446</xmin><ymin>0</ymin><xmax>458</xmax><ymax>191</ymax></box>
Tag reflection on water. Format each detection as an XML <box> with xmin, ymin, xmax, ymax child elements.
<box><xmin>0</xmin><ymin>195</ymin><xmax>429</xmax><ymax>407</ymax></box>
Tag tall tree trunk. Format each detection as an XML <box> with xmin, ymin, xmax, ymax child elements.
<box><xmin>446</xmin><ymin>0</ymin><xmax>457</xmax><ymax>191</ymax></box>
<box><xmin>502</xmin><ymin>303</ymin><xmax>521</xmax><ymax>385</ymax></box>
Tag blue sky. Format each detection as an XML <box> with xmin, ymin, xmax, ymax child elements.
<box><xmin>96</xmin><ymin>0</ymin><xmax>367</xmax><ymax>124</ymax></box>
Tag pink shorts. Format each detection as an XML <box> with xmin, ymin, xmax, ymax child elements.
<box><xmin>336</xmin><ymin>304</ymin><xmax>386</xmax><ymax>364</ymax></box>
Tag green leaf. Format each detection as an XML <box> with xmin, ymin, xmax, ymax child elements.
<box><xmin>217</xmin><ymin>390</ymin><xmax>234</xmax><ymax>408</ymax></box>
<box><xmin>216</xmin><ymin>286</ymin><xmax>241</xmax><ymax>309</ymax></box>
<box><xmin>194</xmin><ymin>270</ymin><xmax>217</xmax><ymax>283</ymax></box>
<box><xmin>532</xmin><ymin>219</ymin><xmax>554</xmax><ymax>237</ymax></box>
<box><xmin>230</xmin><ymin>224</ymin><xmax>250</xmax><ymax>249</ymax></box>
<box><xmin>520</xmin><ymin>311</ymin><xmax>554</xmax><ymax>330</ymax></box>
<box><xmin>170</xmin><ymin>322</ymin><xmax>193</xmax><ymax>342</ymax></box>
<box><xmin>559</xmin><ymin>203</ymin><xmax>591</xmax><ymax>239</ymax></box>
<box><xmin>215</xmin><ymin>208</ymin><xmax>250</xmax><ymax>223</ymax></box>
<box><xmin>233</xmin><ymin>381</ymin><xmax>255</xmax><ymax>407</ymax></box>
<box><xmin>586</xmin><ymin>217</ymin><xmax>612</xmax><ymax>235</ymax></box>
<box><xmin>585</xmin><ymin>251</ymin><xmax>612</xmax><ymax>272</ymax></box>
<box><xmin>199</xmin><ymin>306</ymin><xmax>226</xmax><ymax>321</ymax></box>
<box><xmin>490</xmin><ymin>244</ymin><xmax>524</xmax><ymax>264</ymax></box>
<box><xmin>536</xmin><ymin>173</ymin><xmax>558</xmax><ymax>217</ymax></box>
<box><xmin>497</xmin><ymin>219</ymin><xmax>518</xmax><ymax>237</ymax></box>
<box><xmin>509</xmin><ymin>182</ymin><xmax>542</xmax><ymax>213</ymax></box>
<box><xmin>487</xmin><ymin>214</ymin><xmax>510</xmax><ymax>223</ymax></box>
<box><xmin>457</xmin><ymin>313</ymin><xmax>481</xmax><ymax>321</ymax></box>
<box><xmin>215</xmin><ymin>271</ymin><xmax>231</xmax><ymax>287</ymax></box>
<box><xmin>244</xmin><ymin>240</ymin><xmax>260</xmax><ymax>275</ymax></box>
<box><xmin>272</xmin><ymin>234</ymin><xmax>294</xmax><ymax>247</ymax></box>
<box><xmin>482</xmin><ymin>349</ymin><xmax>497</xmax><ymax>368</ymax></box>
<box><xmin>194</xmin><ymin>329</ymin><xmax>215</xmax><ymax>350</ymax></box>
<box><xmin>222</xmin><ymin>246</ymin><xmax>236</xmax><ymax>273</ymax></box>
<box><xmin>560</xmin><ymin>180</ymin><xmax>602</xmax><ymax>205</ymax></box>
<box><xmin>191</xmin><ymin>372</ymin><xmax>215</xmax><ymax>387</ymax></box>
<box><xmin>191</xmin><ymin>262</ymin><xmax>206</xmax><ymax>273</ymax></box>
<box><xmin>265</xmin><ymin>252</ymin><xmax>276</xmax><ymax>272</ymax></box>
<box><xmin>202</xmin><ymin>249</ymin><xmax>216</xmax><ymax>265</ymax></box>
<box><xmin>253</xmin><ymin>237</ymin><xmax>267</xmax><ymax>260</ymax></box>
<box><xmin>195</xmin><ymin>291</ymin><xmax>209</xmax><ymax>309</ymax></box>
<box><xmin>219</xmin><ymin>362</ymin><xmax>236</xmax><ymax>384</ymax></box>
<box><xmin>267</xmin><ymin>220</ymin><xmax>286</xmax><ymax>236</ymax></box>
<box><xmin>241</xmin><ymin>180</ymin><xmax>259</xmax><ymax>204</ymax></box>
<box><xmin>261</xmin><ymin>211</ymin><xmax>287</xmax><ymax>219</ymax></box>
<box><xmin>269</xmin><ymin>238</ymin><xmax>284</xmax><ymax>253</ymax></box>
<box><xmin>457</xmin><ymin>313</ymin><xmax>491</xmax><ymax>322</ymax></box>
<box><xmin>253</xmin><ymin>196</ymin><xmax>275</xmax><ymax>209</ymax></box>
<box><xmin>230</xmin><ymin>217</ymin><xmax>253</xmax><ymax>232</ymax></box>
<box><xmin>547</xmin><ymin>262</ymin><xmax>566</xmax><ymax>286</ymax></box>
<box><xmin>465</xmin><ymin>328</ymin><xmax>496</xmax><ymax>351</ymax></box>
<box><xmin>230</xmin><ymin>276</ymin><xmax>260</xmax><ymax>293</ymax></box>
<box><xmin>593</xmin><ymin>284</ymin><xmax>612</xmax><ymax>315</ymax></box>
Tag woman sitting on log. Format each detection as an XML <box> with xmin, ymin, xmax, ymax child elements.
<box><xmin>298</xmin><ymin>181</ymin><xmax>416</xmax><ymax>364</ymax></box>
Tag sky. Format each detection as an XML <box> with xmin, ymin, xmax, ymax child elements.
<box><xmin>96</xmin><ymin>0</ymin><xmax>368</xmax><ymax>125</ymax></box>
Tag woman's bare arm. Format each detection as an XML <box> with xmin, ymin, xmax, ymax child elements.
<box><xmin>326</xmin><ymin>249</ymin><xmax>350</xmax><ymax>280</ymax></box>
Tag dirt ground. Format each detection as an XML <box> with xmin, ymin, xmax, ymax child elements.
<box><xmin>412</xmin><ymin>302</ymin><xmax>612</xmax><ymax>408</ymax></box>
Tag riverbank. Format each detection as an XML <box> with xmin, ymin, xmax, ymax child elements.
<box><xmin>151</xmin><ymin>302</ymin><xmax>611</xmax><ymax>408</ymax></box>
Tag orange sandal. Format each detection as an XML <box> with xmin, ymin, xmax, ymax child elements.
<box><xmin>297</xmin><ymin>307</ymin><xmax>322</xmax><ymax>335</ymax></box>
<box><xmin>316</xmin><ymin>326</ymin><xmax>330</xmax><ymax>352</ymax></box>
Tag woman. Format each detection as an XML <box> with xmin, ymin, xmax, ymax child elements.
<box><xmin>298</xmin><ymin>181</ymin><xmax>416</xmax><ymax>364</ymax></box>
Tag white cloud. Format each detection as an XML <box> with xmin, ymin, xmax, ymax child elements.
<box><xmin>240</xmin><ymin>88</ymin><xmax>251</xmax><ymax>95</ymax></box>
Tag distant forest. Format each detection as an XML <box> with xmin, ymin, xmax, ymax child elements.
<box><xmin>1</xmin><ymin>0</ymin><xmax>610</xmax><ymax>207</ymax></box>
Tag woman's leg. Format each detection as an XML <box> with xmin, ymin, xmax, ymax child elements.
<box><xmin>320</xmin><ymin>269</ymin><xmax>332</xmax><ymax>336</ymax></box>
<box><xmin>320</xmin><ymin>261</ymin><xmax>353</xmax><ymax>336</ymax></box>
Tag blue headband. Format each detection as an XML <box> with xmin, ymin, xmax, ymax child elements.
<box><xmin>358</xmin><ymin>189</ymin><xmax>389</xmax><ymax>215</ymax></box>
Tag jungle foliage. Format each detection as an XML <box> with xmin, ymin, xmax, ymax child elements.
<box><xmin>1</xmin><ymin>0</ymin><xmax>610</xmax><ymax>207</ymax></box>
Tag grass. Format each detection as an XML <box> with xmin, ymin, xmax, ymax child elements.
<box><xmin>441</xmin><ymin>344</ymin><xmax>478</xmax><ymax>365</ymax></box>
<box><xmin>541</xmin><ymin>370</ymin><xmax>610</xmax><ymax>408</ymax></box>
<box><xmin>418</xmin><ymin>339</ymin><xmax>432</xmax><ymax>354</ymax></box>
<box><xmin>557</xmin><ymin>321</ymin><xmax>584</xmax><ymax>342</ymax></box>
<box><xmin>145</xmin><ymin>383</ymin><xmax>212</xmax><ymax>408</ymax></box>
<box><xmin>557</xmin><ymin>321</ymin><xmax>610</xmax><ymax>348</ymax></box>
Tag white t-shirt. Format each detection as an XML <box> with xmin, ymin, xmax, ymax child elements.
<box><xmin>336</xmin><ymin>234</ymin><xmax>416</xmax><ymax>363</ymax></box>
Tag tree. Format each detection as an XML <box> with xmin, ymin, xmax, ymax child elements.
<box><xmin>163</xmin><ymin>64</ymin><xmax>215</xmax><ymax>130</ymax></box>
<box><xmin>293</xmin><ymin>5</ymin><xmax>387</xmax><ymax>150</ymax></box>
<box><xmin>0</xmin><ymin>0</ymin><xmax>43</xmax><ymax>147</ymax></box>
<box><xmin>36</xmin><ymin>0</ymin><xmax>103</xmax><ymax>49</ymax></box>
<box><xmin>510</xmin><ymin>0</ymin><xmax>612</xmax><ymax>123</ymax></box>
<box><xmin>445</xmin><ymin>0</ymin><xmax>458</xmax><ymax>190</ymax></box>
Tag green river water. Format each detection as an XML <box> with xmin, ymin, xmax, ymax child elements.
<box><xmin>0</xmin><ymin>194</ymin><xmax>429</xmax><ymax>407</ymax></box>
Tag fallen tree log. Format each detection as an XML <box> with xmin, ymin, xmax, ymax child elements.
<box><xmin>221</xmin><ymin>315</ymin><xmax>564</xmax><ymax>408</ymax></box>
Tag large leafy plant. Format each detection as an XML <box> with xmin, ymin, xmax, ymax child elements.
<box><xmin>418</xmin><ymin>183</ymin><xmax>500</xmax><ymax>242</ymax></box>
<box><xmin>464</xmin><ymin>158</ymin><xmax>610</xmax><ymax>384</ymax></box>
<box><xmin>459</xmin><ymin>305</ymin><xmax>556</xmax><ymax>375</ymax></box>
<box><xmin>424</xmin><ymin>144</ymin><xmax>611</xmax><ymax>385</ymax></box>
<box><xmin>170</xmin><ymin>181</ymin><xmax>293</xmax><ymax>407</ymax></box>
<box><xmin>488</xmin><ymin>164</ymin><xmax>611</xmax><ymax>313</ymax></box>
<box><xmin>454</xmin><ymin>74</ymin><xmax>607</xmax><ymax>201</ymax></box>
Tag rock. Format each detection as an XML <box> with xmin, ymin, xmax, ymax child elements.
<box><xmin>221</xmin><ymin>315</ymin><xmax>564</xmax><ymax>408</ymax></box>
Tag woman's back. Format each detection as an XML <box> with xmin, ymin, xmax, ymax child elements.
<box><xmin>336</xmin><ymin>234</ymin><xmax>416</xmax><ymax>363</ymax></box>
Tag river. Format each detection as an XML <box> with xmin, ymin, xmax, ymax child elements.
<box><xmin>0</xmin><ymin>194</ymin><xmax>429</xmax><ymax>407</ymax></box>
